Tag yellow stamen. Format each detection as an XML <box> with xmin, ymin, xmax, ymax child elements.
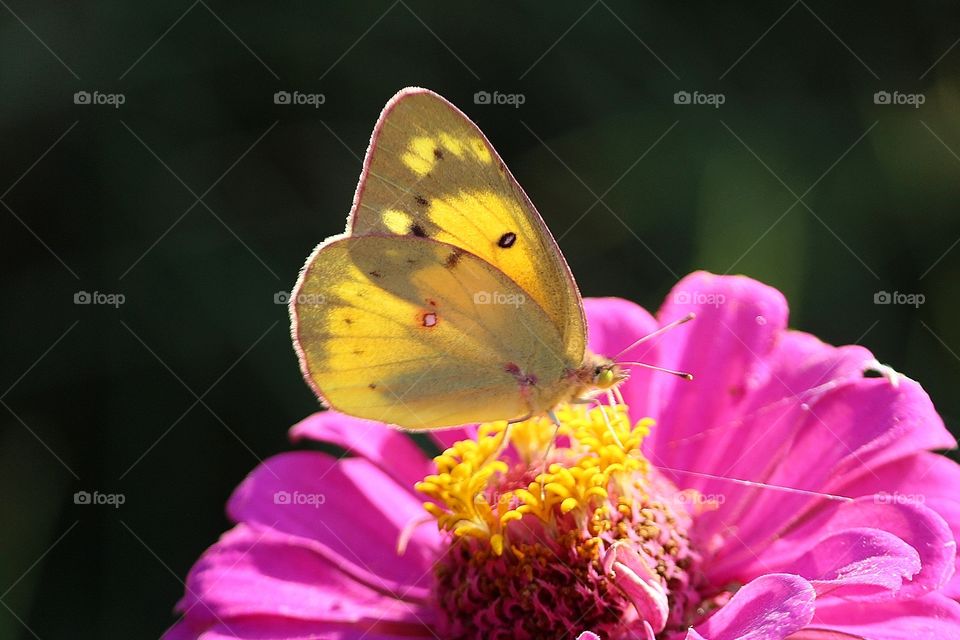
<box><xmin>416</xmin><ymin>404</ymin><xmax>654</xmax><ymax>554</ymax></box>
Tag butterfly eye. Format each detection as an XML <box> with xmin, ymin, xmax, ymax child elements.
<box><xmin>597</xmin><ymin>368</ymin><xmax>615</xmax><ymax>387</ymax></box>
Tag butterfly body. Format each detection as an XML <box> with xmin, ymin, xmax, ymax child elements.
<box><xmin>291</xmin><ymin>88</ymin><xmax>625</xmax><ymax>430</ymax></box>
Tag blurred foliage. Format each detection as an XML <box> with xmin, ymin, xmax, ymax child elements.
<box><xmin>2</xmin><ymin>2</ymin><xmax>960</xmax><ymax>637</ymax></box>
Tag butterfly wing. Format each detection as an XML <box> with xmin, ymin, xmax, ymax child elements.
<box><xmin>346</xmin><ymin>87</ymin><xmax>587</xmax><ymax>366</ymax></box>
<box><xmin>291</xmin><ymin>234</ymin><xmax>573</xmax><ymax>430</ymax></box>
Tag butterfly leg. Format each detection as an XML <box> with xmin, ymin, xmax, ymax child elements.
<box><xmin>538</xmin><ymin>409</ymin><xmax>563</xmax><ymax>501</ymax></box>
<box><xmin>489</xmin><ymin>422</ymin><xmax>514</xmax><ymax>463</ymax></box>
<box><xmin>571</xmin><ymin>393</ymin><xmax>626</xmax><ymax>450</ymax></box>
<box><xmin>611</xmin><ymin>384</ymin><xmax>626</xmax><ymax>406</ymax></box>
<box><xmin>595</xmin><ymin>400</ymin><xmax>625</xmax><ymax>450</ymax></box>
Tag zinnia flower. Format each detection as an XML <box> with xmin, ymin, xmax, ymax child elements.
<box><xmin>164</xmin><ymin>272</ymin><xmax>960</xmax><ymax>639</ymax></box>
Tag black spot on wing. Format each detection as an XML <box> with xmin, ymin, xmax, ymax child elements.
<box><xmin>433</xmin><ymin>148</ymin><xmax>444</xmax><ymax>160</ymax></box>
<box><xmin>497</xmin><ymin>232</ymin><xmax>517</xmax><ymax>248</ymax></box>
<box><xmin>410</xmin><ymin>223</ymin><xmax>427</xmax><ymax>237</ymax></box>
<box><xmin>444</xmin><ymin>248</ymin><xmax>465</xmax><ymax>269</ymax></box>
<box><xmin>414</xmin><ymin>194</ymin><xmax>428</xmax><ymax>206</ymax></box>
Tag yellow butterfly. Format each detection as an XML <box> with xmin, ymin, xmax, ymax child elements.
<box><xmin>291</xmin><ymin>87</ymin><xmax>681</xmax><ymax>430</ymax></box>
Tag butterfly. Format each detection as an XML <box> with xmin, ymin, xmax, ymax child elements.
<box><xmin>290</xmin><ymin>87</ymin><xmax>688</xmax><ymax>430</ymax></box>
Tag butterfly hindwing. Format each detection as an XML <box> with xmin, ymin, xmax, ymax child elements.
<box><xmin>292</xmin><ymin>234</ymin><xmax>573</xmax><ymax>430</ymax></box>
<box><xmin>347</xmin><ymin>88</ymin><xmax>587</xmax><ymax>366</ymax></box>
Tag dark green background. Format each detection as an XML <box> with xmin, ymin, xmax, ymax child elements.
<box><xmin>2</xmin><ymin>2</ymin><xmax>959</xmax><ymax>637</ymax></box>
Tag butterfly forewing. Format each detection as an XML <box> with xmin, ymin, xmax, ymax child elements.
<box><xmin>292</xmin><ymin>234</ymin><xmax>573</xmax><ymax>430</ymax></box>
<box><xmin>347</xmin><ymin>88</ymin><xmax>587</xmax><ymax>366</ymax></box>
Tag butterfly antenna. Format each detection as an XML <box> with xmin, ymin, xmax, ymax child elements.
<box><xmin>613</xmin><ymin>312</ymin><xmax>696</xmax><ymax>360</ymax></box>
<box><xmin>617</xmin><ymin>361</ymin><xmax>694</xmax><ymax>381</ymax></box>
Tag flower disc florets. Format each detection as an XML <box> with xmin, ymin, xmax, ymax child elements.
<box><xmin>416</xmin><ymin>405</ymin><xmax>712</xmax><ymax>639</ymax></box>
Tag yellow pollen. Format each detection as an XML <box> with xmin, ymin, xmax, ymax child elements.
<box><xmin>415</xmin><ymin>404</ymin><xmax>654</xmax><ymax>554</ymax></box>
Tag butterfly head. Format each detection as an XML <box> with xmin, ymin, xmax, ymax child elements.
<box><xmin>593</xmin><ymin>362</ymin><xmax>628</xmax><ymax>389</ymax></box>
<box><xmin>579</xmin><ymin>354</ymin><xmax>628</xmax><ymax>391</ymax></box>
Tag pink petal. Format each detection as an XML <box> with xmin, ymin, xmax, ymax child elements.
<box><xmin>583</xmin><ymin>297</ymin><xmax>661</xmax><ymax>415</ymax></box>
<box><xmin>770</xmin><ymin>527</ymin><xmax>920</xmax><ymax>600</ymax></box>
<box><xmin>691</xmin><ymin>573</ymin><xmax>816</xmax><ymax>640</ymax></box>
<box><xmin>738</xmin><ymin>498</ymin><xmax>955</xmax><ymax>599</ymax></box>
<box><xmin>604</xmin><ymin>542</ymin><xmax>669</xmax><ymax>633</ymax></box>
<box><xmin>227</xmin><ymin>452</ymin><xmax>440</xmax><ymax>597</ymax></box>
<box><xmin>806</xmin><ymin>592</ymin><xmax>960</xmax><ymax>639</ymax></box>
<box><xmin>289</xmin><ymin>411</ymin><xmax>432</xmax><ymax>490</ymax></box>
<box><xmin>428</xmin><ymin>424</ymin><xmax>478</xmax><ymax>450</ymax></box>
<box><xmin>190</xmin><ymin>616</ymin><xmax>434</xmax><ymax>639</ymax></box>
<box><xmin>176</xmin><ymin>524</ymin><xmax>431</xmax><ymax>626</ymax></box>
<box><xmin>831</xmin><ymin>451</ymin><xmax>960</xmax><ymax>598</ymax></box>
<box><xmin>645</xmin><ymin>272</ymin><xmax>788</xmax><ymax>471</ymax></box>
<box><xmin>673</xmin><ymin>328</ymin><xmax>872</xmax><ymax>498</ymax></box>
<box><xmin>576</xmin><ymin>633</ymin><xmax>601</xmax><ymax>640</ymax></box>
<box><xmin>687</xmin><ymin>375</ymin><xmax>954</xmax><ymax>571</ymax></box>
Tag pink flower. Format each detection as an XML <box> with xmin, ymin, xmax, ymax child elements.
<box><xmin>164</xmin><ymin>272</ymin><xmax>960</xmax><ymax>639</ymax></box>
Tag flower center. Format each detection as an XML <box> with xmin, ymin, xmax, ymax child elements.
<box><xmin>415</xmin><ymin>404</ymin><xmax>708</xmax><ymax>639</ymax></box>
